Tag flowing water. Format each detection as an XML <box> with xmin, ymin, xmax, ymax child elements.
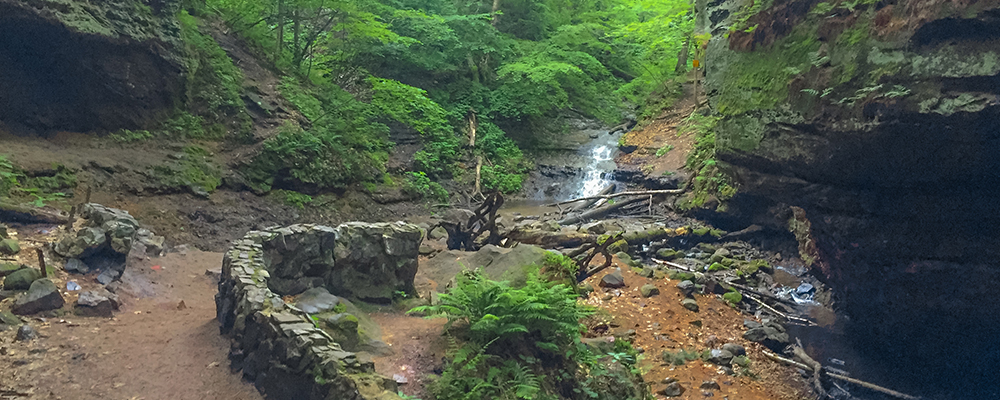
<box><xmin>521</xmin><ymin>120</ymin><xmax>625</xmax><ymax>202</ymax></box>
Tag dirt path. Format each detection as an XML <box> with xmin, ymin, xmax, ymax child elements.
<box><xmin>616</xmin><ymin>83</ymin><xmax>700</xmax><ymax>177</ymax></box>
<box><xmin>0</xmin><ymin>250</ymin><xmax>263</xmax><ymax>400</ymax></box>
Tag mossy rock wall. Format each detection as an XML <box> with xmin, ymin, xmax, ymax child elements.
<box><xmin>700</xmin><ymin>0</ymin><xmax>1000</xmax><ymax>396</ymax></box>
<box><xmin>0</xmin><ymin>0</ymin><xmax>186</xmax><ymax>132</ymax></box>
<box><xmin>216</xmin><ymin>223</ymin><xmax>421</xmax><ymax>400</ymax></box>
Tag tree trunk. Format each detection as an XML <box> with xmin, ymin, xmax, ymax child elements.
<box><xmin>474</xmin><ymin>156</ymin><xmax>483</xmax><ymax>196</ymax></box>
<box><xmin>292</xmin><ymin>9</ymin><xmax>301</xmax><ymax>68</ymax></box>
<box><xmin>275</xmin><ymin>0</ymin><xmax>285</xmax><ymax>62</ymax></box>
<box><xmin>491</xmin><ymin>0</ymin><xmax>501</xmax><ymax>26</ymax></box>
<box><xmin>674</xmin><ymin>37</ymin><xmax>690</xmax><ymax>74</ymax></box>
<box><xmin>468</xmin><ymin>109</ymin><xmax>477</xmax><ymax>147</ymax></box>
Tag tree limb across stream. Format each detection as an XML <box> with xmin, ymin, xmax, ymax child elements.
<box><xmin>543</xmin><ymin>189</ymin><xmax>685</xmax><ymax>208</ymax></box>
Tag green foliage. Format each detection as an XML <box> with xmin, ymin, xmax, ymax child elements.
<box><xmin>0</xmin><ymin>155</ymin><xmax>20</xmax><ymax>198</ymax></box>
<box><xmin>0</xmin><ymin>156</ymin><xmax>75</xmax><ymax>208</ymax></box>
<box><xmin>245</xmin><ymin>79</ymin><xmax>390</xmax><ymax>191</ymax></box>
<box><xmin>661</xmin><ymin>348</ymin><xmax>700</xmax><ymax>366</ymax></box>
<box><xmin>655</xmin><ymin>144</ymin><xmax>674</xmax><ymax>157</ymax></box>
<box><xmin>177</xmin><ymin>11</ymin><xmax>250</xmax><ymax>138</ymax></box>
<box><xmin>678</xmin><ymin>113</ymin><xmax>737</xmax><ymax>211</ymax></box>
<box><xmin>273</xmin><ymin>189</ymin><xmax>313</xmax><ymax>209</ymax></box>
<box><xmin>403</xmin><ymin>171</ymin><xmax>450</xmax><ymax>203</ymax></box>
<box><xmin>722</xmin><ymin>289</ymin><xmax>742</xmax><ymax>306</ymax></box>
<box><xmin>413</xmin><ymin>270</ymin><xmax>645</xmax><ymax>400</ymax></box>
<box><xmin>150</xmin><ymin>145</ymin><xmax>222</xmax><ymax>195</ymax></box>
<box><xmin>109</xmin><ymin>129</ymin><xmax>154</xmax><ymax>143</ymax></box>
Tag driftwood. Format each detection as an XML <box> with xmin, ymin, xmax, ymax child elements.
<box><xmin>568</xmin><ymin>184</ymin><xmax>614</xmax><ymax>213</ymax></box>
<box><xmin>0</xmin><ymin>200</ymin><xmax>69</xmax><ymax>224</ymax></box>
<box><xmin>441</xmin><ymin>192</ymin><xmax>505</xmax><ymax>251</ymax></box>
<box><xmin>793</xmin><ymin>339</ymin><xmax>827</xmax><ymax>398</ymax></box>
<box><xmin>762</xmin><ymin>350</ymin><xmax>922</xmax><ymax>400</ymax></box>
<box><xmin>567</xmin><ymin>232</ymin><xmax>624</xmax><ymax>281</ymax></box>
<box><xmin>743</xmin><ymin>293</ymin><xmax>817</xmax><ymax>326</ymax></box>
<box><xmin>557</xmin><ymin>196</ymin><xmax>647</xmax><ymax>225</ymax></box>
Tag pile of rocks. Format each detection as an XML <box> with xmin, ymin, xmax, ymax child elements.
<box><xmin>216</xmin><ymin>222</ymin><xmax>422</xmax><ymax>400</ymax></box>
<box><xmin>54</xmin><ymin>203</ymin><xmax>164</xmax><ymax>284</ymax></box>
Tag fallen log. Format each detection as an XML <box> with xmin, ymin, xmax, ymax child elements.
<box><xmin>762</xmin><ymin>351</ymin><xmax>922</xmax><ymax>400</ymax></box>
<box><xmin>558</xmin><ymin>196</ymin><xmax>647</xmax><ymax>225</ymax></box>
<box><xmin>507</xmin><ymin>228</ymin><xmax>595</xmax><ymax>248</ymax></box>
<box><xmin>793</xmin><ymin>340</ymin><xmax>827</xmax><ymax>398</ymax></box>
<box><xmin>545</xmin><ymin>189</ymin><xmax>684</xmax><ymax>208</ymax></box>
<box><xmin>568</xmin><ymin>184</ymin><xmax>615</xmax><ymax>212</ymax></box>
<box><xmin>0</xmin><ymin>200</ymin><xmax>69</xmax><ymax>224</ymax></box>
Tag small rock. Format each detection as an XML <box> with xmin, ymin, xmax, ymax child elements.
<box><xmin>722</xmin><ymin>343</ymin><xmax>746</xmax><ymax>357</ymax></box>
<box><xmin>659</xmin><ymin>381</ymin><xmax>685</xmax><ymax>397</ymax></box>
<box><xmin>418</xmin><ymin>244</ymin><xmax>435</xmax><ymax>255</ymax></box>
<box><xmin>75</xmin><ymin>289</ymin><xmax>121</xmax><ymax>317</ymax></box>
<box><xmin>615</xmin><ymin>252</ymin><xmax>641</xmax><ymax>268</ymax></box>
<box><xmin>429</xmin><ymin>226</ymin><xmax>448</xmax><ymax>240</ymax></box>
<box><xmin>578</xmin><ymin>283</ymin><xmax>595</xmax><ymax>297</ymax></box>
<box><xmin>177</xmin><ymin>300</ymin><xmax>187</xmax><ymax>310</ymax></box>
<box><xmin>0</xmin><ymin>311</ymin><xmax>20</xmax><ymax>326</ymax></box>
<box><xmin>3</xmin><ymin>268</ymin><xmax>41</xmax><ymax>290</ymax></box>
<box><xmin>710</xmin><ymin>248</ymin><xmax>730</xmax><ymax>263</ymax></box>
<box><xmin>681</xmin><ymin>298</ymin><xmax>699</xmax><ymax>312</ymax></box>
<box><xmin>700</xmin><ymin>381</ymin><xmax>721</xmax><ymax>391</ymax></box>
<box><xmin>13</xmin><ymin>279</ymin><xmax>65</xmax><ymax>315</ymax></box>
<box><xmin>15</xmin><ymin>325</ymin><xmax>37</xmax><ymax>341</ymax></box>
<box><xmin>655</xmin><ymin>248</ymin><xmax>680</xmax><ymax>260</ymax></box>
<box><xmin>662</xmin><ymin>377</ymin><xmax>678</xmax><ymax>385</ymax></box>
<box><xmin>796</xmin><ymin>283</ymin><xmax>815</xmax><ymax>294</ymax></box>
<box><xmin>64</xmin><ymin>258</ymin><xmax>90</xmax><ymax>274</ymax></box>
<box><xmin>95</xmin><ymin>268</ymin><xmax>121</xmax><ymax>285</ymax></box>
<box><xmin>731</xmin><ymin>355</ymin><xmax>750</xmax><ymax>367</ymax></box>
<box><xmin>600</xmin><ymin>270</ymin><xmax>626</xmax><ymax>288</ymax></box>
<box><xmin>393</xmin><ymin>374</ymin><xmax>408</xmax><ymax>384</ymax></box>
<box><xmin>640</xmin><ymin>284</ymin><xmax>659</xmax><ymax>297</ymax></box>
<box><xmin>0</xmin><ymin>239</ymin><xmax>20</xmax><ymax>255</ymax></box>
<box><xmin>580</xmin><ymin>221</ymin><xmax>607</xmax><ymax>234</ymax></box>
<box><xmin>637</xmin><ymin>267</ymin><xmax>654</xmax><ymax>278</ymax></box>
<box><xmin>707</xmin><ymin>349</ymin><xmax>734</xmax><ymax>365</ymax></box>
<box><xmin>676</xmin><ymin>280</ymin><xmax>696</xmax><ymax>296</ymax></box>
<box><xmin>601</xmin><ymin>293</ymin><xmax>613</xmax><ymax>301</ymax></box>
<box><xmin>701</xmin><ymin>390</ymin><xmax>714</xmax><ymax>397</ymax></box>
<box><xmin>205</xmin><ymin>269</ymin><xmax>222</xmax><ymax>278</ymax></box>
<box><xmin>689</xmin><ymin>320</ymin><xmax>702</xmax><ymax>328</ymax></box>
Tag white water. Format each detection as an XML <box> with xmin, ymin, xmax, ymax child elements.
<box><xmin>571</xmin><ymin>129</ymin><xmax>623</xmax><ymax>198</ymax></box>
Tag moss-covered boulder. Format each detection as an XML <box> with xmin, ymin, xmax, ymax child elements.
<box><xmin>3</xmin><ymin>268</ymin><xmax>41</xmax><ymax>290</ymax></box>
<box><xmin>0</xmin><ymin>239</ymin><xmax>19</xmax><ymax>255</ymax></box>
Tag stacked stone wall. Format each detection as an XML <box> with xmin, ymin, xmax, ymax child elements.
<box><xmin>216</xmin><ymin>222</ymin><xmax>421</xmax><ymax>400</ymax></box>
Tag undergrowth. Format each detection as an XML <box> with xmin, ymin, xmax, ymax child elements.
<box><xmin>411</xmin><ymin>270</ymin><xmax>649</xmax><ymax>400</ymax></box>
<box><xmin>678</xmin><ymin>113</ymin><xmax>736</xmax><ymax>211</ymax></box>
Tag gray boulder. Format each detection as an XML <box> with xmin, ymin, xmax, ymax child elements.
<box><xmin>660</xmin><ymin>382</ymin><xmax>684</xmax><ymax>397</ymax></box>
<box><xmin>421</xmin><ymin>244</ymin><xmax>554</xmax><ymax>290</ymax></box>
<box><xmin>295</xmin><ymin>287</ymin><xmax>342</xmax><ymax>314</ymax></box>
<box><xmin>3</xmin><ymin>268</ymin><xmax>41</xmax><ymax>290</ymax></box>
<box><xmin>55</xmin><ymin>227</ymin><xmax>106</xmax><ymax>258</ymax></box>
<box><xmin>75</xmin><ymin>289</ymin><xmax>121</xmax><ymax>317</ymax></box>
<box><xmin>722</xmin><ymin>343</ymin><xmax>746</xmax><ymax>357</ymax></box>
<box><xmin>12</xmin><ymin>278</ymin><xmax>65</xmax><ymax>315</ymax></box>
<box><xmin>429</xmin><ymin>226</ymin><xmax>448</xmax><ymax>240</ymax></box>
<box><xmin>15</xmin><ymin>324</ymin><xmax>37</xmax><ymax>341</ymax></box>
<box><xmin>681</xmin><ymin>298</ymin><xmax>699</xmax><ymax>312</ymax></box>
<box><xmin>640</xmin><ymin>284</ymin><xmax>659</xmax><ymax>297</ymax></box>
<box><xmin>676</xmin><ymin>280</ymin><xmax>696</xmax><ymax>296</ymax></box>
<box><xmin>64</xmin><ymin>258</ymin><xmax>90</xmax><ymax>274</ymax></box>
<box><xmin>600</xmin><ymin>270</ymin><xmax>626</xmax><ymax>288</ymax></box>
<box><xmin>707</xmin><ymin>349</ymin><xmax>734</xmax><ymax>365</ymax></box>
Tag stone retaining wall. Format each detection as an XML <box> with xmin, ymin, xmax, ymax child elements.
<box><xmin>216</xmin><ymin>222</ymin><xmax>421</xmax><ymax>400</ymax></box>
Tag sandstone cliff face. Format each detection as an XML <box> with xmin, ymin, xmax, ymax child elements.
<box><xmin>0</xmin><ymin>0</ymin><xmax>185</xmax><ymax>132</ymax></box>
<box><xmin>701</xmin><ymin>0</ymin><xmax>1000</xmax><ymax>395</ymax></box>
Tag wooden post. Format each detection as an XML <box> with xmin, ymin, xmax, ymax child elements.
<box><xmin>36</xmin><ymin>248</ymin><xmax>46</xmax><ymax>278</ymax></box>
<box><xmin>66</xmin><ymin>205</ymin><xmax>76</xmax><ymax>228</ymax></box>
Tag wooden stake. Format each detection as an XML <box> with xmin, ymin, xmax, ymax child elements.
<box><xmin>36</xmin><ymin>248</ymin><xmax>47</xmax><ymax>278</ymax></box>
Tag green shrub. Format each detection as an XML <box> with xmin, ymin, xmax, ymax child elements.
<box><xmin>274</xmin><ymin>189</ymin><xmax>313</xmax><ymax>209</ymax></box>
<box><xmin>177</xmin><ymin>11</ymin><xmax>250</xmax><ymax>136</ymax></box>
<box><xmin>403</xmin><ymin>171</ymin><xmax>450</xmax><ymax>203</ymax></box>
